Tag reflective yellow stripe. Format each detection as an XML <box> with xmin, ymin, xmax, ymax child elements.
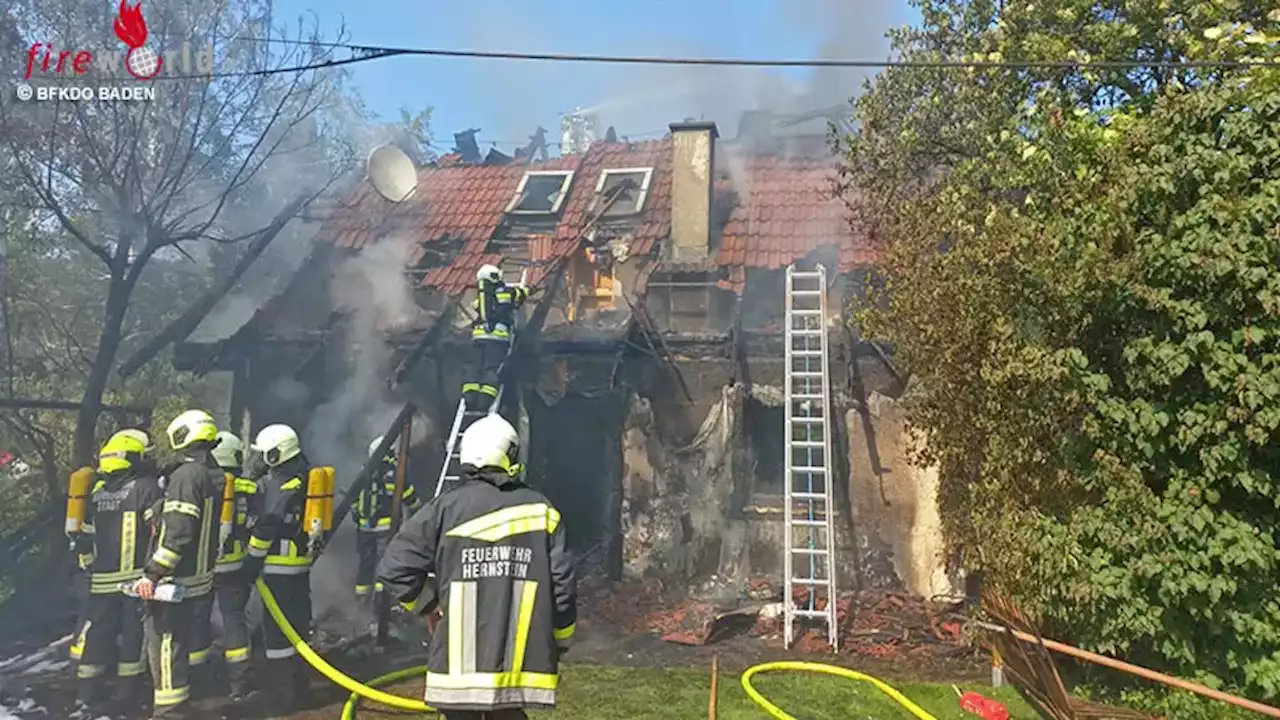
<box><xmin>189</xmin><ymin>647</ymin><xmax>211</xmax><ymax>666</ymax></box>
<box><xmin>248</xmin><ymin>536</ymin><xmax>271</xmax><ymax>550</ymax></box>
<box><xmin>118</xmin><ymin>660</ymin><xmax>146</xmax><ymax>677</ymax></box>
<box><xmin>160</xmin><ymin>633</ymin><xmax>173</xmax><ymax>691</ymax></box>
<box><xmin>70</xmin><ymin>622</ymin><xmax>89</xmax><ymax>660</ymax></box>
<box><xmin>155</xmin><ymin>686</ymin><xmax>189</xmax><ymax>706</ymax></box>
<box><xmin>225</xmin><ymin>646</ymin><xmax>250</xmax><ymax>663</ymax></box>
<box><xmin>81</xmin><ymin>523</ymin><xmax>96</xmax><ymax>534</ymax></box>
<box><xmin>264</xmin><ymin>555</ymin><xmax>312</xmax><ymax>566</ymax></box>
<box><xmin>120</xmin><ymin>510</ymin><xmax>136</xmax><ymax>572</ymax></box>
<box><xmin>554</xmin><ymin>622</ymin><xmax>575</xmax><ymax>641</ymax></box>
<box><xmin>446</xmin><ymin>504</ymin><xmax>560</xmax><ymax>542</ymax></box>
<box><xmin>425</xmin><ymin>671</ymin><xmax>558</xmax><ymax>690</ymax></box>
<box><xmin>151</xmin><ymin>546</ymin><xmax>180</xmax><ymax>567</ymax></box>
<box><xmin>77</xmin><ymin>663</ymin><xmax>106</xmax><ymax>678</ymax></box>
<box><xmin>163</xmin><ymin>500</ymin><xmax>200</xmax><ymax>517</ymax></box>
<box><xmin>233</xmin><ymin>478</ymin><xmax>257</xmax><ymax>494</ymax></box>
<box><xmin>281</xmin><ymin>479</ymin><xmax>302</xmax><ymax>491</ymax></box>
<box><xmin>448</xmin><ymin>581</ymin><xmax>476</xmax><ymax>674</ymax></box>
<box><xmin>511</xmin><ymin>580</ymin><xmax>538</xmax><ymax>674</ymax></box>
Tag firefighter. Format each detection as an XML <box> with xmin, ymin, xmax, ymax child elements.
<box><xmin>69</xmin><ymin>431</ymin><xmax>165</xmax><ymax>719</ymax></box>
<box><xmin>377</xmin><ymin>414</ymin><xmax>577</xmax><ymax>720</ymax></box>
<box><xmin>242</xmin><ymin>423</ymin><xmax>313</xmax><ymax>716</ymax></box>
<box><xmin>462</xmin><ymin>264</ymin><xmax>529</xmax><ymax>412</ymax></box>
<box><xmin>137</xmin><ymin>409</ymin><xmax>223</xmax><ymax>719</ymax></box>
<box><xmin>352</xmin><ymin>435</ymin><xmax>422</xmax><ymax>605</ymax></box>
<box><xmin>209</xmin><ymin>431</ymin><xmax>257</xmax><ymax>702</ymax></box>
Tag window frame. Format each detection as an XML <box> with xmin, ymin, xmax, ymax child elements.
<box><xmin>505</xmin><ymin>170</ymin><xmax>575</xmax><ymax>215</ymax></box>
<box><xmin>593</xmin><ymin>167</ymin><xmax>654</xmax><ymax>216</ymax></box>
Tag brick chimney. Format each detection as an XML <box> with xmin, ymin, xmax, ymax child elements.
<box><xmin>667</xmin><ymin>121</ymin><xmax>718</xmax><ymax>262</ymax></box>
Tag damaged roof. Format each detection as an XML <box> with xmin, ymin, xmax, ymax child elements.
<box><xmin>314</xmin><ymin>132</ymin><xmax>872</xmax><ymax>298</ymax></box>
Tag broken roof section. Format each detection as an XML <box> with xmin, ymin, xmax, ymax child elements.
<box><xmin>313</xmin><ymin>124</ymin><xmax>873</xmax><ymax>302</ymax></box>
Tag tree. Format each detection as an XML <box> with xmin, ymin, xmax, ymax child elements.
<box><xmin>0</xmin><ymin>0</ymin><xmax>352</xmax><ymax>466</ymax></box>
<box><xmin>841</xmin><ymin>0</ymin><xmax>1280</xmax><ymax>699</ymax></box>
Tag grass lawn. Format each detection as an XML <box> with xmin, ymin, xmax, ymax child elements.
<box><xmin>356</xmin><ymin>663</ymin><xmax>1036</xmax><ymax>719</ymax></box>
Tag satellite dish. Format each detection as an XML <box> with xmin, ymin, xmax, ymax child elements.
<box><xmin>366</xmin><ymin>144</ymin><xmax>419</xmax><ymax>203</ymax></box>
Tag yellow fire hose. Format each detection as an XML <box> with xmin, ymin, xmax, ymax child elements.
<box><xmin>259</xmin><ymin>578</ymin><xmax>935</xmax><ymax>719</ymax></box>
<box><xmin>741</xmin><ymin>661</ymin><xmax>938</xmax><ymax>720</ymax></box>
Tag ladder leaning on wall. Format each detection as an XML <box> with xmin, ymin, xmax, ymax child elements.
<box><xmin>782</xmin><ymin>263</ymin><xmax>839</xmax><ymax>651</ymax></box>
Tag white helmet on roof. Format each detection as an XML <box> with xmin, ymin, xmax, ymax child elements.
<box><xmin>211</xmin><ymin>432</ymin><xmax>244</xmax><ymax>470</ymax></box>
<box><xmin>476</xmin><ymin>264</ymin><xmax>502</xmax><ymax>285</ymax></box>
<box><xmin>251</xmin><ymin>424</ymin><xmax>301</xmax><ymax>467</ymax></box>
<box><xmin>458</xmin><ymin>414</ymin><xmax>520</xmax><ymax>473</ymax></box>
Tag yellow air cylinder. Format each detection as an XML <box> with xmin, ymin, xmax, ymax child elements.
<box><xmin>305</xmin><ymin>466</ymin><xmax>336</xmax><ymax>535</ymax></box>
<box><xmin>65</xmin><ymin>466</ymin><xmax>95</xmax><ymax>535</ymax></box>
<box><xmin>219</xmin><ymin>472</ymin><xmax>235</xmax><ymax>543</ymax></box>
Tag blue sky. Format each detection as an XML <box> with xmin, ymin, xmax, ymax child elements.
<box><xmin>274</xmin><ymin>0</ymin><xmax>922</xmax><ymax>155</ymax></box>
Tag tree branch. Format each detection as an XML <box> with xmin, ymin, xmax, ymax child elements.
<box><xmin>115</xmin><ymin>192</ymin><xmax>314</xmax><ymax>378</ymax></box>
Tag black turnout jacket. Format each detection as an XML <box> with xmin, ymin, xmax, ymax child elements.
<box><xmin>377</xmin><ymin>466</ymin><xmax>577</xmax><ymax>711</ymax></box>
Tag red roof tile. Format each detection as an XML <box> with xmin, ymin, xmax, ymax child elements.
<box><xmin>716</xmin><ymin>154</ymin><xmax>873</xmax><ymax>280</ymax></box>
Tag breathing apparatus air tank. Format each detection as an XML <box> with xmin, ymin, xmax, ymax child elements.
<box><xmin>219</xmin><ymin>472</ymin><xmax>236</xmax><ymax>548</ymax></box>
<box><xmin>304</xmin><ymin>466</ymin><xmax>335</xmax><ymax>554</ymax></box>
<box><xmin>65</xmin><ymin>466</ymin><xmax>95</xmax><ymax>536</ymax></box>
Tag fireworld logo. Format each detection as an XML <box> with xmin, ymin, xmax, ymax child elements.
<box><xmin>24</xmin><ymin>0</ymin><xmax>215</xmax><ymax>81</ymax></box>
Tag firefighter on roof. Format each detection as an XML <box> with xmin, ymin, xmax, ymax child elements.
<box><xmin>463</xmin><ymin>264</ymin><xmax>529</xmax><ymax>412</ymax></box>
<box><xmin>352</xmin><ymin>435</ymin><xmax>422</xmax><ymax>605</ymax></box>
<box><xmin>208</xmin><ymin>431</ymin><xmax>258</xmax><ymax>702</ymax></box>
<box><xmin>243</xmin><ymin>424</ymin><xmax>315</xmax><ymax>716</ymax></box>
<box><xmin>138</xmin><ymin>409</ymin><xmax>223</xmax><ymax>719</ymax></box>
<box><xmin>377</xmin><ymin>414</ymin><xmax>577</xmax><ymax>720</ymax></box>
<box><xmin>70</xmin><ymin>430</ymin><xmax>164</xmax><ymax>719</ymax></box>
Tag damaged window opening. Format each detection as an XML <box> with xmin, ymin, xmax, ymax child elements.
<box><xmin>745</xmin><ymin>397</ymin><xmax>785</xmax><ymax>497</ymax></box>
<box><xmin>506</xmin><ymin>170</ymin><xmax>574</xmax><ymax>214</ymax></box>
<box><xmin>644</xmin><ymin>271</ymin><xmax>729</xmax><ymax>333</ymax></box>
<box><xmin>593</xmin><ymin>167</ymin><xmax>653</xmax><ymax>216</ymax></box>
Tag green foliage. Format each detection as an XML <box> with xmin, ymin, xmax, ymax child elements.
<box><xmin>844</xmin><ymin>0</ymin><xmax>1280</xmax><ymax>700</ymax></box>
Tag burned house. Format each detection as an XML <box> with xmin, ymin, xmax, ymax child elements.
<box><xmin>177</xmin><ymin>117</ymin><xmax>955</xmax><ymax>601</ymax></box>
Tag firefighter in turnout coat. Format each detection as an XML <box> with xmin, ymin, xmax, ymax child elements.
<box><xmin>137</xmin><ymin>410</ymin><xmax>224</xmax><ymax>719</ymax></box>
<box><xmin>243</xmin><ymin>424</ymin><xmax>314</xmax><ymax>716</ymax></box>
<box><xmin>70</xmin><ymin>430</ymin><xmax>164</xmax><ymax>718</ymax></box>
<box><xmin>352</xmin><ymin>435</ymin><xmax>422</xmax><ymax>603</ymax></box>
<box><xmin>377</xmin><ymin>414</ymin><xmax>577</xmax><ymax>720</ymax></box>
<box><xmin>462</xmin><ymin>264</ymin><xmax>529</xmax><ymax>412</ymax></box>
<box><xmin>209</xmin><ymin>431</ymin><xmax>258</xmax><ymax>700</ymax></box>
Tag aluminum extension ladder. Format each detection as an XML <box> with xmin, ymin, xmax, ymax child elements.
<box><xmin>783</xmin><ymin>264</ymin><xmax>839</xmax><ymax>651</ymax></box>
<box><xmin>433</xmin><ymin>385</ymin><xmax>505</xmax><ymax>498</ymax></box>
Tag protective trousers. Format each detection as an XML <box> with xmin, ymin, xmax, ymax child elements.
<box><xmin>462</xmin><ymin>340</ymin><xmax>508</xmax><ymax>412</ymax></box>
<box><xmin>185</xmin><ymin>591</ymin><xmax>216</xmax><ymax>698</ymax></box>
<box><xmin>259</xmin><ymin>572</ymin><xmax>312</xmax><ymax>715</ymax></box>
<box><xmin>354</xmin><ymin>530</ymin><xmax>390</xmax><ymax>600</ymax></box>
<box><xmin>215</xmin><ymin>571</ymin><xmax>253</xmax><ymax>697</ymax></box>
<box><xmin>74</xmin><ymin>593</ymin><xmax>146</xmax><ymax>707</ymax></box>
<box><xmin>145</xmin><ymin>596</ymin><xmax>200</xmax><ymax>717</ymax></box>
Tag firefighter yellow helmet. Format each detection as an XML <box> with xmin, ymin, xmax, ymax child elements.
<box><xmin>477</xmin><ymin>264</ymin><xmax>502</xmax><ymax>285</ymax></box>
<box><xmin>115</xmin><ymin>428</ymin><xmax>154</xmax><ymax>455</ymax></box>
<box><xmin>98</xmin><ymin>431</ymin><xmax>147</xmax><ymax>474</ymax></box>
<box><xmin>458</xmin><ymin>414</ymin><xmax>520</xmax><ymax>473</ymax></box>
<box><xmin>211</xmin><ymin>431</ymin><xmax>244</xmax><ymax>470</ymax></box>
<box><xmin>166</xmin><ymin>409</ymin><xmax>218</xmax><ymax>451</ymax></box>
<box><xmin>251</xmin><ymin>424</ymin><xmax>301</xmax><ymax>467</ymax></box>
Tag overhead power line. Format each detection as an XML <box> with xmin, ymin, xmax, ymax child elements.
<box><xmin>30</xmin><ymin>37</ymin><xmax>1278</xmax><ymax>82</ymax></box>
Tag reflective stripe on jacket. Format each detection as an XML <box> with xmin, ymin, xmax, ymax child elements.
<box><xmin>377</xmin><ymin>466</ymin><xmax>577</xmax><ymax>711</ymax></box>
<box><xmin>245</xmin><ymin>459</ymin><xmax>312</xmax><ymax>577</ymax></box>
<box><xmin>352</xmin><ymin>464</ymin><xmax>422</xmax><ymax>532</ymax></box>
<box><xmin>471</xmin><ymin>283</ymin><xmax>529</xmax><ymax>341</ymax></box>
<box><xmin>216</xmin><ymin>476</ymin><xmax>259</xmax><ymax>573</ymax></box>
<box><xmin>144</xmin><ymin>458</ymin><xmax>222</xmax><ymax>597</ymax></box>
<box><xmin>76</xmin><ymin>471</ymin><xmax>164</xmax><ymax>595</ymax></box>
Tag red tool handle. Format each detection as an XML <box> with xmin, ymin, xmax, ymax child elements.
<box><xmin>959</xmin><ymin>691</ymin><xmax>1009</xmax><ymax>720</ymax></box>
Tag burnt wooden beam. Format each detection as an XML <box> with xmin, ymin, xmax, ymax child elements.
<box><xmin>391</xmin><ymin>301</ymin><xmax>458</xmax><ymax>389</ymax></box>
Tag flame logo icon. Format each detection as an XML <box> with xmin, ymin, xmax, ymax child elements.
<box><xmin>114</xmin><ymin>0</ymin><xmax>162</xmax><ymax>80</ymax></box>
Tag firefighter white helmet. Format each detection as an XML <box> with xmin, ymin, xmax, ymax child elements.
<box><xmin>458</xmin><ymin>414</ymin><xmax>520</xmax><ymax>472</ymax></box>
<box><xmin>211</xmin><ymin>431</ymin><xmax>244</xmax><ymax>470</ymax></box>
<box><xmin>166</xmin><ymin>409</ymin><xmax>218</xmax><ymax>451</ymax></box>
<box><xmin>477</xmin><ymin>264</ymin><xmax>502</xmax><ymax>285</ymax></box>
<box><xmin>251</xmin><ymin>424</ymin><xmax>301</xmax><ymax>467</ymax></box>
